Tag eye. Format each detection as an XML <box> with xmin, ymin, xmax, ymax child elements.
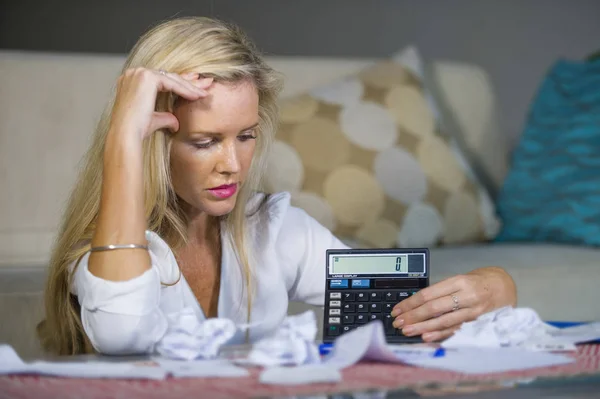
<box><xmin>192</xmin><ymin>139</ymin><xmax>214</xmax><ymax>149</ymax></box>
<box><xmin>238</xmin><ymin>131</ymin><xmax>257</xmax><ymax>142</ymax></box>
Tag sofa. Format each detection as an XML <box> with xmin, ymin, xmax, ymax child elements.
<box><xmin>1</xmin><ymin>49</ymin><xmax>599</xmax><ymax>361</ymax></box>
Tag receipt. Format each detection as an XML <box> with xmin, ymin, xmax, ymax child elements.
<box><xmin>155</xmin><ymin>307</ymin><xmax>237</xmax><ymax>360</ymax></box>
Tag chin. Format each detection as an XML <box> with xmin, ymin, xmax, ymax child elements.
<box><xmin>203</xmin><ymin>197</ymin><xmax>238</xmax><ymax>217</ymax></box>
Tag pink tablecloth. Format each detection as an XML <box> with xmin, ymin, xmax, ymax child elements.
<box><xmin>1</xmin><ymin>345</ymin><xmax>599</xmax><ymax>399</ymax></box>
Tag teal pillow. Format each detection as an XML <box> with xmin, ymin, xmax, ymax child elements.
<box><xmin>496</xmin><ymin>59</ymin><xmax>600</xmax><ymax>245</ymax></box>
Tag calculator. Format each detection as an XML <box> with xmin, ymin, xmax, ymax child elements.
<box><xmin>322</xmin><ymin>248</ymin><xmax>430</xmax><ymax>344</ymax></box>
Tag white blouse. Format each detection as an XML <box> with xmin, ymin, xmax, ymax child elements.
<box><xmin>71</xmin><ymin>192</ymin><xmax>348</xmax><ymax>355</ymax></box>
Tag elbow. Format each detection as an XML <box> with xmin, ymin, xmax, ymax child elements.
<box><xmin>82</xmin><ymin>311</ymin><xmax>167</xmax><ymax>355</ymax></box>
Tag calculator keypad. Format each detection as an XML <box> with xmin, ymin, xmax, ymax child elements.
<box><xmin>324</xmin><ymin>290</ymin><xmax>423</xmax><ymax>343</ymax></box>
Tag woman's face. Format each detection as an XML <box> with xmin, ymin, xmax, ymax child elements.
<box><xmin>170</xmin><ymin>80</ymin><xmax>259</xmax><ymax>218</ymax></box>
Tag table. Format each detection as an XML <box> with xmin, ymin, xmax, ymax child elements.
<box><xmin>1</xmin><ymin>345</ymin><xmax>599</xmax><ymax>399</ymax></box>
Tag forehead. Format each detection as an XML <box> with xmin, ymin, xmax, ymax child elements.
<box><xmin>175</xmin><ymin>80</ymin><xmax>259</xmax><ymax>134</ymax></box>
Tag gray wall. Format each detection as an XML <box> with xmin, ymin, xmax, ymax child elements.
<box><xmin>2</xmin><ymin>0</ymin><xmax>599</xmax><ymax>148</ymax></box>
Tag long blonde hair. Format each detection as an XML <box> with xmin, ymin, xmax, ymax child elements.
<box><xmin>38</xmin><ymin>17</ymin><xmax>282</xmax><ymax>355</ymax></box>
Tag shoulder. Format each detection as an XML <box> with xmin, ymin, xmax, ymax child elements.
<box><xmin>245</xmin><ymin>191</ymin><xmax>337</xmax><ymax>249</ymax></box>
<box><xmin>246</xmin><ymin>191</ymin><xmax>307</xmax><ymax>231</ymax></box>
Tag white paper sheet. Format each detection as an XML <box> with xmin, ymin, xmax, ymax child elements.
<box><xmin>321</xmin><ymin>320</ymin><xmax>575</xmax><ymax>375</ymax></box>
<box><xmin>0</xmin><ymin>345</ymin><xmax>29</xmax><ymax>374</ymax></box>
<box><xmin>259</xmin><ymin>365</ymin><xmax>342</xmax><ymax>385</ymax></box>
<box><xmin>1</xmin><ymin>344</ymin><xmax>248</xmax><ymax>380</ymax></box>
<box><xmin>402</xmin><ymin>347</ymin><xmax>575</xmax><ymax>374</ymax></box>
<box><xmin>322</xmin><ymin>321</ymin><xmax>402</xmax><ymax>369</ymax></box>
<box><xmin>155</xmin><ymin>358</ymin><xmax>250</xmax><ymax>378</ymax></box>
<box><xmin>155</xmin><ymin>307</ymin><xmax>238</xmax><ymax>360</ymax></box>
<box><xmin>26</xmin><ymin>361</ymin><xmax>167</xmax><ymax>379</ymax></box>
<box><xmin>442</xmin><ymin>307</ymin><xmax>600</xmax><ymax>352</ymax></box>
<box><xmin>0</xmin><ymin>345</ymin><xmax>167</xmax><ymax>379</ymax></box>
<box><xmin>242</xmin><ymin>311</ymin><xmax>321</xmax><ymax>367</ymax></box>
<box><xmin>548</xmin><ymin>322</ymin><xmax>600</xmax><ymax>345</ymax></box>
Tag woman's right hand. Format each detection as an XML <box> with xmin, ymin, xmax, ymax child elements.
<box><xmin>108</xmin><ymin>68</ymin><xmax>211</xmax><ymax>141</ymax></box>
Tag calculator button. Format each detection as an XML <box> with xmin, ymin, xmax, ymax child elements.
<box><xmin>329</xmin><ymin>279</ymin><xmax>349</xmax><ymax>289</ymax></box>
<box><xmin>384</xmin><ymin>303</ymin><xmax>394</xmax><ymax>312</ymax></box>
<box><xmin>369</xmin><ymin>314</ymin><xmax>383</xmax><ymax>321</ymax></box>
<box><xmin>384</xmin><ymin>314</ymin><xmax>396</xmax><ymax>334</ymax></box>
<box><xmin>370</xmin><ymin>303</ymin><xmax>382</xmax><ymax>313</ymax></box>
<box><xmin>357</xmin><ymin>303</ymin><xmax>368</xmax><ymax>313</ymax></box>
<box><xmin>342</xmin><ymin>292</ymin><xmax>355</xmax><ymax>301</ymax></box>
<box><xmin>329</xmin><ymin>309</ymin><xmax>341</xmax><ymax>316</ymax></box>
<box><xmin>356</xmin><ymin>314</ymin><xmax>368</xmax><ymax>324</ymax></box>
<box><xmin>342</xmin><ymin>325</ymin><xmax>353</xmax><ymax>333</ymax></box>
<box><xmin>343</xmin><ymin>303</ymin><xmax>356</xmax><ymax>313</ymax></box>
<box><xmin>357</xmin><ymin>292</ymin><xmax>368</xmax><ymax>302</ymax></box>
<box><xmin>343</xmin><ymin>315</ymin><xmax>355</xmax><ymax>324</ymax></box>
<box><xmin>329</xmin><ymin>317</ymin><xmax>341</xmax><ymax>324</ymax></box>
<box><xmin>384</xmin><ymin>292</ymin><xmax>396</xmax><ymax>302</ymax></box>
<box><xmin>329</xmin><ymin>300</ymin><xmax>341</xmax><ymax>307</ymax></box>
<box><xmin>330</xmin><ymin>292</ymin><xmax>342</xmax><ymax>299</ymax></box>
<box><xmin>398</xmin><ymin>292</ymin><xmax>410</xmax><ymax>300</ymax></box>
<box><xmin>327</xmin><ymin>325</ymin><xmax>340</xmax><ymax>336</ymax></box>
<box><xmin>369</xmin><ymin>292</ymin><xmax>382</xmax><ymax>301</ymax></box>
<box><xmin>351</xmin><ymin>279</ymin><xmax>370</xmax><ymax>289</ymax></box>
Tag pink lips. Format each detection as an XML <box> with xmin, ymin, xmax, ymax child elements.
<box><xmin>208</xmin><ymin>184</ymin><xmax>237</xmax><ymax>199</ymax></box>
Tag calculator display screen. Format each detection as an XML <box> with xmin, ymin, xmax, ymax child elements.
<box><xmin>329</xmin><ymin>252</ymin><xmax>426</xmax><ymax>277</ymax></box>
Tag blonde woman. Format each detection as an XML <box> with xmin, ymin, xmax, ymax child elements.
<box><xmin>39</xmin><ymin>17</ymin><xmax>517</xmax><ymax>356</ymax></box>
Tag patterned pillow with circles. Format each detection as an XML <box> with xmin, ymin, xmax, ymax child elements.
<box><xmin>264</xmin><ymin>46</ymin><xmax>500</xmax><ymax>248</ymax></box>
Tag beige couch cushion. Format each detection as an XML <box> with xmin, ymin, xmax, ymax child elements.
<box><xmin>265</xmin><ymin>47</ymin><xmax>500</xmax><ymax>249</ymax></box>
<box><xmin>429</xmin><ymin>62</ymin><xmax>509</xmax><ymax>195</ymax></box>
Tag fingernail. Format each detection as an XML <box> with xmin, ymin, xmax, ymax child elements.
<box><xmin>422</xmin><ymin>332</ymin><xmax>433</xmax><ymax>341</ymax></box>
<box><xmin>391</xmin><ymin>308</ymin><xmax>401</xmax><ymax>318</ymax></box>
<box><xmin>403</xmin><ymin>326</ymin><xmax>414</xmax><ymax>335</ymax></box>
<box><xmin>392</xmin><ymin>318</ymin><xmax>404</xmax><ymax>329</ymax></box>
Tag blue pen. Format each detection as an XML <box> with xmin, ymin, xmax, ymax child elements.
<box><xmin>433</xmin><ymin>348</ymin><xmax>445</xmax><ymax>357</ymax></box>
<box><xmin>319</xmin><ymin>343</ymin><xmax>334</xmax><ymax>356</ymax></box>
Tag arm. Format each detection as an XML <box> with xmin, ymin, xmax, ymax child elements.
<box><xmin>75</xmin><ymin>69</ymin><xmax>208</xmax><ymax>354</ymax></box>
<box><xmin>89</xmin><ymin>69</ymin><xmax>207</xmax><ymax>281</ymax></box>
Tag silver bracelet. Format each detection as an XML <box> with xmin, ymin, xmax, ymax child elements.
<box><xmin>89</xmin><ymin>244</ymin><xmax>149</xmax><ymax>252</ymax></box>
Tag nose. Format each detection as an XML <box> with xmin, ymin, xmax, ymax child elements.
<box><xmin>215</xmin><ymin>140</ymin><xmax>241</xmax><ymax>175</ymax></box>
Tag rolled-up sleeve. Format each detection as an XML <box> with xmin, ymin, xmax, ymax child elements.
<box><xmin>71</xmin><ymin>250</ymin><xmax>169</xmax><ymax>355</ymax></box>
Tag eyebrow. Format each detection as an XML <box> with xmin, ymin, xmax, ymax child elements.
<box><xmin>189</xmin><ymin>122</ymin><xmax>259</xmax><ymax>137</ymax></box>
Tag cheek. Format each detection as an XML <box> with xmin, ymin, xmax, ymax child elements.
<box><xmin>169</xmin><ymin>144</ymin><xmax>210</xmax><ymax>190</ymax></box>
<box><xmin>238</xmin><ymin>142</ymin><xmax>257</xmax><ymax>176</ymax></box>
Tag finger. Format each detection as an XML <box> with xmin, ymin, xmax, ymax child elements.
<box><xmin>156</xmin><ymin>71</ymin><xmax>207</xmax><ymax>101</ymax></box>
<box><xmin>148</xmin><ymin>111</ymin><xmax>179</xmax><ymax>133</ymax></box>
<box><xmin>394</xmin><ymin>292</ymin><xmax>474</xmax><ymax>327</ymax></box>
<box><xmin>422</xmin><ymin>325</ymin><xmax>461</xmax><ymax>342</ymax></box>
<box><xmin>398</xmin><ymin>307</ymin><xmax>473</xmax><ymax>336</ymax></box>
<box><xmin>183</xmin><ymin>74</ymin><xmax>214</xmax><ymax>90</ymax></box>
<box><xmin>392</xmin><ymin>276</ymin><xmax>464</xmax><ymax>316</ymax></box>
<box><xmin>166</xmin><ymin>71</ymin><xmax>213</xmax><ymax>94</ymax></box>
